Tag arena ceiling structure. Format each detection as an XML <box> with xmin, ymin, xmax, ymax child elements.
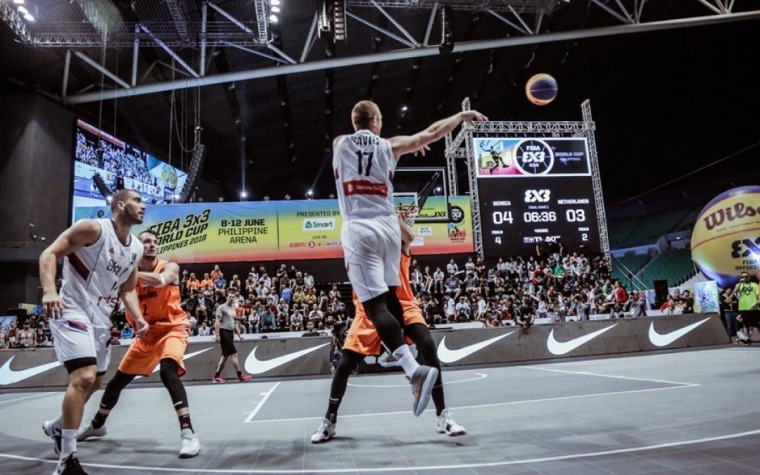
<box><xmin>1</xmin><ymin>0</ymin><xmax>759</xmax><ymax>207</ymax></box>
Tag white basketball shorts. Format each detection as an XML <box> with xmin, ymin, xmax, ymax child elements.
<box><xmin>50</xmin><ymin>311</ymin><xmax>111</xmax><ymax>373</ymax></box>
<box><xmin>341</xmin><ymin>214</ymin><xmax>401</xmax><ymax>303</ymax></box>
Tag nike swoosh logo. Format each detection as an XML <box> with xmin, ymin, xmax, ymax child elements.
<box><xmin>437</xmin><ymin>332</ymin><xmax>514</xmax><ymax>364</ymax></box>
<box><xmin>648</xmin><ymin>317</ymin><xmax>711</xmax><ymax>347</ymax></box>
<box><xmin>245</xmin><ymin>342</ymin><xmax>331</xmax><ymax>374</ymax></box>
<box><xmin>547</xmin><ymin>324</ymin><xmax>618</xmax><ymax>355</ymax></box>
<box><xmin>0</xmin><ymin>356</ymin><xmax>62</xmax><ymax>386</ymax></box>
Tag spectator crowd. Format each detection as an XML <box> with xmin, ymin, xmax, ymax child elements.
<box><xmin>2</xmin><ymin>242</ymin><xmax>750</xmax><ymax>350</ymax></box>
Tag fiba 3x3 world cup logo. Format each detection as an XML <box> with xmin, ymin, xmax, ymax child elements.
<box><xmin>515</xmin><ymin>139</ymin><xmax>554</xmax><ymax>175</ymax></box>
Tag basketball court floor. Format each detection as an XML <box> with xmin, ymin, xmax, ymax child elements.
<box><xmin>1</xmin><ymin>345</ymin><xmax>758</xmax><ymax>474</ymax></box>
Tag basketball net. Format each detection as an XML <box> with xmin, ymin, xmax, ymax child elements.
<box><xmin>395</xmin><ymin>203</ymin><xmax>420</xmax><ymax>228</ymax></box>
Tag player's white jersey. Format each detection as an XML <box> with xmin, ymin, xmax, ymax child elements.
<box><xmin>333</xmin><ymin>129</ymin><xmax>397</xmax><ymax>221</ymax></box>
<box><xmin>60</xmin><ymin>219</ymin><xmax>143</xmax><ymax>328</ymax></box>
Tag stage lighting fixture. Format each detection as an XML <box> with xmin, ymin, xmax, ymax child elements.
<box><xmin>269</xmin><ymin>14</ymin><xmax>278</xmax><ymax>23</ymax></box>
<box><xmin>17</xmin><ymin>6</ymin><xmax>28</xmax><ymax>14</ymax></box>
<box><xmin>13</xmin><ymin>0</ymin><xmax>25</xmax><ymax>5</ymax></box>
<box><xmin>240</xmin><ymin>191</ymin><xmax>248</xmax><ymax>199</ymax></box>
<box><xmin>284</xmin><ymin>194</ymin><xmax>291</xmax><ymax>200</ymax></box>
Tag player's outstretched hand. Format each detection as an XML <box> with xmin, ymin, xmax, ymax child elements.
<box><xmin>462</xmin><ymin>110</ymin><xmax>488</xmax><ymax>124</ymax></box>
<box><xmin>42</xmin><ymin>291</ymin><xmax>66</xmax><ymax>319</ymax></box>
<box><xmin>413</xmin><ymin>145</ymin><xmax>431</xmax><ymax>157</ymax></box>
<box><xmin>134</xmin><ymin>318</ymin><xmax>149</xmax><ymax>338</ymax></box>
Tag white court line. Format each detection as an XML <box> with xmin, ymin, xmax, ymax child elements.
<box><xmin>0</xmin><ymin>393</ymin><xmax>51</xmax><ymax>405</ymax></box>
<box><xmin>4</xmin><ymin>428</ymin><xmax>760</xmax><ymax>473</ymax></box>
<box><xmin>245</xmin><ymin>384</ymin><xmax>694</xmax><ymax>424</ymax></box>
<box><xmin>243</xmin><ymin>382</ymin><xmax>281</xmax><ymax>423</ymax></box>
<box><xmin>521</xmin><ymin>365</ymin><xmax>699</xmax><ymax>387</ymax></box>
<box><xmin>347</xmin><ymin>372</ymin><xmax>487</xmax><ymax>388</ymax></box>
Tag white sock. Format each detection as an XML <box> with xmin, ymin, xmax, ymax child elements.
<box><xmin>392</xmin><ymin>345</ymin><xmax>420</xmax><ymax>378</ymax></box>
<box><xmin>60</xmin><ymin>430</ymin><xmax>77</xmax><ymax>459</ymax></box>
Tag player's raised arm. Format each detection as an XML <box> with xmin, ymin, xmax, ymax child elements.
<box><xmin>389</xmin><ymin>110</ymin><xmax>488</xmax><ymax>159</ymax></box>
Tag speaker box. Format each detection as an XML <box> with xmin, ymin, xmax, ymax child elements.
<box><xmin>653</xmin><ymin>280</ymin><xmax>669</xmax><ymax>309</ymax></box>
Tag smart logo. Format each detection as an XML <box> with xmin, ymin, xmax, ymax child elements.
<box><xmin>303</xmin><ymin>218</ymin><xmax>336</xmax><ymax>231</ymax></box>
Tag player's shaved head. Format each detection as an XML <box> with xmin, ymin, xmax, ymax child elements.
<box><xmin>110</xmin><ymin>188</ymin><xmax>139</xmax><ymax>212</ymax></box>
<box><xmin>351</xmin><ymin>100</ymin><xmax>381</xmax><ymax>130</ymax></box>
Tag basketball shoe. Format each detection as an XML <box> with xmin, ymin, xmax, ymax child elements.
<box><xmin>52</xmin><ymin>453</ymin><xmax>88</xmax><ymax>475</ymax></box>
<box><xmin>179</xmin><ymin>428</ymin><xmax>201</xmax><ymax>458</ymax></box>
<box><xmin>409</xmin><ymin>365</ymin><xmax>438</xmax><ymax>417</ymax></box>
<box><xmin>436</xmin><ymin>408</ymin><xmax>467</xmax><ymax>436</ymax></box>
<box><xmin>42</xmin><ymin>419</ymin><xmax>61</xmax><ymax>455</ymax></box>
<box><xmin>77</xmin><ymin>424</ymin><xmax>107</xmax><ymax>442</ymax></box>
<box><xmin>310</xmin><ymin>418</ymin><xmax>336</xmax><ymax>444</ymax></box>
<box><xmin>212</xmin><ymin>376</ymin><xmax>226</xmax><ymax>383</ymax></box>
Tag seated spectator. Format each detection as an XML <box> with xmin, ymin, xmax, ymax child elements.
<box><xmin>308</xmin><ymin>303</ymin><xmax>324</xmax><ymax>325</ymax></box>
<box><xmin>214</xmin><ymin>272</ymin><xmax>227</xmax><ymax>290</ymax></box>
<box><xmin>200</xmin><ymin>273</ymin><xmax>215</xmax><ymax>291</ymax></box>
<box><xmin>304</xmin><ymin>288</ymin><xmax>318</xmax><ymax>307</ymax></box>
<box><xmin>120</xmin><ymin>322</ymin><xmax>134</xmax><ymax>339</ymax></box>
<box><xmin>433</xmin><ymin>266</ymin><xmax>445</xmax><ymax>294</ymax></box>
<box><xmin>303</xmin><ymin>272</ymin><xmax>315</xmax><ymax>289</ymax></box>
<box><xmin>680</xmin><ymin>290</ymin><xmax>694</xmax><ymax>314</ymax></box>
<box><xmin>292</xmin><ymin>286</ymin><xmax>306</xmax><ymax>304</ymax></box>
<box><xmin>259</xmin><ymin>272</ymin><xmax>272</xmax><ymax>291</ymax></box>
<box><xmin>210</xmin><ymin>264</ymin><xmax>222</xmax><ymax>282</ymax></box>
<box><xmin>446</xmin><ymin>258</ymin><xmax>458</xmax><ymax>276</ymax></box>
<box><xmin>186</xmin><ymin>273</ymin><xmax>200</xmax><ymax>294</ymax></box>
<box><xmin>302</xmin><ymin>320</ymin><xmax>321</xmax><ymax>337</ymax></box>
<box><xmin>35</xmin><ymin>328</ymin><xmax>51</xmax><ymax>347</ymax></box>
<box><xmin>445</xmin><ymin>274</ymin><xmax>462</xmax><ymax>299</ymax></box>
<box><xmin>515</xmin><ymin>298</ymin><xmax>536</xmax><ymax>329</ymax></box>
<box><xmin>290</xmin><ymin>307</ymin><xmax>305</xmax><ymax>331</ymax></box>
<box><xmin>260</xmin><ymin>305</ymin><xmax>276</xmax><ymax>332</ymax></box>
<box><xmin>229</xmin><ymin>274</ymin><xmax>242</xmax><ymax>292</ymax></box>
<box><xmin>16</xmin><ymin>322</ymin><xmax>36</xmax><ymax>349</ymax></box>
<box><xmin>197</xmin><ymin>320</ymin><xmax>212</xmax><ymax>336</ymax></box>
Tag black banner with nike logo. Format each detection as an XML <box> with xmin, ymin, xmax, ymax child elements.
<box><xmin>0</xmin><ymin>314</ymin><xmax>729</xmax><ymax>389</ymax></box>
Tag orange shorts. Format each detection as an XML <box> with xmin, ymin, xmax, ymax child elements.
<box><xmin>343</xmin><ymin>304</ymin><xmax>426</xmax><ymax>356</ymax></box>
<box><xmin>118</xmin><ymin>327</ymin><xmax>188</xmax><ymax>377</ymax></box>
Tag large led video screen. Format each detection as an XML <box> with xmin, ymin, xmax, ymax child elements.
<box><xmin>71</xmin><ymin>119</ymin><xmax>187</xmax><ymax>221</ymax></box>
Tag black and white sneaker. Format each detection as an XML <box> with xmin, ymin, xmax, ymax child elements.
<box><xmin>52</xmin><ymin>453</ymin><xmax>88</xmax><ymax>475</ymax></box>
<box><xmin>42</xmin><ymin>419</ymin><xmax>62</xmax><ymax>455</ymax></box>
<box><xmin>436</xmin><ymin>408</ymin><xmax>467</xmax><ymax>436</ymax></box>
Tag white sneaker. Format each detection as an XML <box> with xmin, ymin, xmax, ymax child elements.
<box><xmin>409</xmin><ymin>365</ymin><xmax>438</xmax><ymax>417</ymax></box>
<box><xmin>436</xmin><ymin>408</ymin><xmax>467</xmax><ymax>436</ymax></box>
<box><xmin>42</xmin><ymin>419</ymin><xmax>61</xmax><ymax>455</ymax></box>
<box><xmin>52</xmin><ymin>452</ymin><xmax>88</xmax><ymax>474</ymax></box>
<box><xmin>179</xmin><ymin>428</ymin><xmax>201</xmax><ymax>458</ymax></box>
<box><xmin>310</xmin><ymin>418</ymin><xmax>336</xmax><ymax>444</ymax></box>
<box><xmin>77</xmin><ymin>424</ymin><xmax>107</xmax><ymax>442</ymax></box>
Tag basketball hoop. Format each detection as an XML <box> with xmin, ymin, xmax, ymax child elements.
<box><xmin>396</xmin><ymin>204</ymin><xmax>420</xmax><ymax>228</ymax></box>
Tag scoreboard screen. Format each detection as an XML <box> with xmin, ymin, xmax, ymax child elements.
<box><xmin>475</xmin><ymin>137</ymin><xmax>600</xmax><ymax>257</ymax></box>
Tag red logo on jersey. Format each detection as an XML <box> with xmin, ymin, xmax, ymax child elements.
<box><xmin>343</xmin><ymin>180</ymin><xmax>388</xmax><ymax>197</ymax></box>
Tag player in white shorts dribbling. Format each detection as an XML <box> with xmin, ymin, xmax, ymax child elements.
<box><xmin>332</xmin><ymin>100</ymin><xmax>486</xmax><ymax>416</ymax></box>
<box><xmin>40</xmin><ymin>188</ymin><xmax>149</xmax><ymax>475</ymax></box>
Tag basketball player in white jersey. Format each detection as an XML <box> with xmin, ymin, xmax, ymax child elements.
<box><xmin>40</xmin><ymin>188</ymin><xmax>149</xmax><ymax>475</ymax></box>
<box><xmin>333</xmin><ymin>100</ymin><xmax>486</xmax><ymax>416</ymax></box>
